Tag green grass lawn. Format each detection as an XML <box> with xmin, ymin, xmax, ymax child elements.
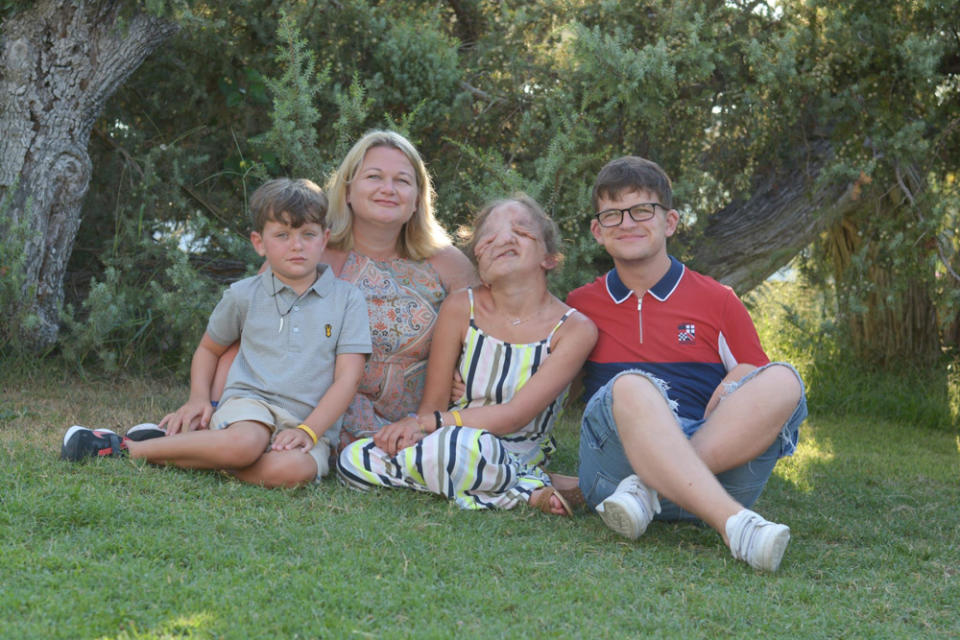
<box><xmin>1</xmin><ymin>369</ymin><xmax>958</xmax><ymax>639</ymax></box>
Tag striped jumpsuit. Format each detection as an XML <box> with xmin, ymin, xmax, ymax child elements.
<box><xmin>338</xmin><ymin>288</ymin><xmax>574</xmax><ymax>510</ymax></box>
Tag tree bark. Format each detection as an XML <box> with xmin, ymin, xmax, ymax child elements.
<box><xmin>686</xmin><ymin>138</ymin><xmax>862</xmax><ymax>293</ymax></box>
<box><xmin>0</xmin><ymin>1</ymin><xmax>178</xmax><ymax>350</ymax></box>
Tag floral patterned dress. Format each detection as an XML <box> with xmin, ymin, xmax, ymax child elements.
<box><xmin>337</xmin><ymin>251</ymin><xmax>446</xmax><ymax>449</ymax></box>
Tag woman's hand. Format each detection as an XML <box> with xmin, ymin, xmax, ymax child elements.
<box><xmin>450</xmin><ymin>370</ymin><xmax>466</xmax><ymax>405</ymax></box>
<box><xmin>374</xmin><ymin>415</ymin><xmax>427</xmax><ymax>456</ymax></box>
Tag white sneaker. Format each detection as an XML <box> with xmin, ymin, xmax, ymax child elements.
<box><xmin>596</xmin><ymin>474</ymin><xmax>661</xmax><ymax>539</ymax></box>
<box><xmin>726</xmin><ymin>509</ymin><xmax>791</xmax><ymax>572</ymax></box>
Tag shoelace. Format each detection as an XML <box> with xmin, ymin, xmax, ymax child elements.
<box><xmin>730</xmin><ymin>512</ymin><xmax>765</xmax><ymax>561</ymax></box>
<box><xmin>623</xmin><ymin>477</ymin><xmax>660</xmax><ymax>514</ymax></box>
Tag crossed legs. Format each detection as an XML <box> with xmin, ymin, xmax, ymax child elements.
<box><xmin>609</xmin><ymin>364</ymin><xmax>802</xmax><ymax>541</ymax></box>
<box><xmin>126</xmin><ymin>422</ymin><xmax>319</xmax><ymax>488</ymax></box>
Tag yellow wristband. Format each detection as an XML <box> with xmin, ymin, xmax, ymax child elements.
<box><xmin>451</xmin><ymin>410</ymin><xmax>463</xmax><ymax>427</ymax></box>
<box><xmin>296</xmin><ymin>424</ymin><xmax>318</xmax><ymax>445</ymax></box>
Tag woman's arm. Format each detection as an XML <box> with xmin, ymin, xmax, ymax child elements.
<box><xmin>372</xmin><ymin>290</ymin><xmax>469</xmax><ymax>454</ymax></box>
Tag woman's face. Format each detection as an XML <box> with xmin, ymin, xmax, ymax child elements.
<box><xmin>346</xmin><ymin>145</ymin><xmax>419</xmax><ymax>229</ymax></box>
<box><xmin>473</xmin><ymin>202</ymin><xmax>553</xmax><ymax>283</ymax></box>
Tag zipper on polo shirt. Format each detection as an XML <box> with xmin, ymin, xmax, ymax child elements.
<box><xmin>637</xmin><ymin>293</ymin><xmax>644</xmax><ymax>344</ymax></box>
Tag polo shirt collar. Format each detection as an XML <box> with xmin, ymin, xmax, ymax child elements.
<box><xmin>605</xmin><ymin>255</ymin><xmax>685</xmax><ymax>303</ymax></box>
<box><xmin>263</xmin><ymin>263</ymin><xmax>335</xmax><ymax>297</ymax></box>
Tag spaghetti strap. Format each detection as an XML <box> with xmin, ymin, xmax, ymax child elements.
<box><xmin>467</xmin><ymin>287</ymin><xmax>476</xmax><ymax>321</ymax></box>
<box><xmin>546</xmin><ymin>308</ymin><xmax>576</xmax><ymax>346</ymax></box>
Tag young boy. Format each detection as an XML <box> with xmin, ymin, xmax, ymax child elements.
<box><xmin>61</xmin><ymin>178</ymin><xmax>372</xmax><ymax>487</ymax></box>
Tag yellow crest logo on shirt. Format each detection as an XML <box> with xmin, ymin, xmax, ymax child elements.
<box><xmin>325</xmin><ymin>324</ymin><xmax>332</xmax><ymax>338</ymax></box>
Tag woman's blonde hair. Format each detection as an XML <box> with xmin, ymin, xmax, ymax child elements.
<box><xmin>324</xmin><ymin>130</ymin><xmax>451</xmax><ymax>260</ymax></box>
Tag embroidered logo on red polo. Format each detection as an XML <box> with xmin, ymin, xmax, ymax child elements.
<box><xmin>677</xmin><ymin>323</ymin><xmax>696</xmax><ymax>344</ymax></box>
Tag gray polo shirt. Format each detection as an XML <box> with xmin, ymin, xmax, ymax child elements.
<box><xmin>207</xmin><ymin>264</ymin><xmax>371</xmax><ymax>445</ymax></box>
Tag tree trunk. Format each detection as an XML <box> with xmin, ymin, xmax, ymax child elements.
<box><xmin>687</xmin><ymin>138</ymin><xmax>863</xmax><ymax>293</ymax></box>
<box><xmin>0</xmin><ymin>1</ymin><xmax>177</xmax><ymax>350</ymax></box>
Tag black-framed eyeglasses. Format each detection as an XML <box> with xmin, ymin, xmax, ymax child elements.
<box><xmin>594</xmin><ymin>203</ymin><xmax>666</xmax><ymax>227</ymax></box>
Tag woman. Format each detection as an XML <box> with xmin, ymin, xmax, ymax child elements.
<box><xmin>209</xmin><ymin>130</ymin><xmax>476</xmax><ymax>451</ymax></box>
<box><xmin>321</xmin><ymin>130</ymin><xmax>476</xmax><ymax>448</ymax></box>
<box><xmin>338</xmin><ymin>195</ymin><xmax>597</xmax><ymax>515</ymax></box>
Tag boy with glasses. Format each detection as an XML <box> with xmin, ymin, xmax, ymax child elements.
<box><xmin>567</xmin><ymin>156</ymin><xmax>807</xmax><ymax>571</ymax></box>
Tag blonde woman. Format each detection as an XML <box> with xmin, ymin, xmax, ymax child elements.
<box><xmin>321</xmin><ymin>131</ymin><xmax>476</xmax><ymax>448</ymax></box>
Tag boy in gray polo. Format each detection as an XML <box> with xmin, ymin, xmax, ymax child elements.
<box><xmin>61</xmin><ymin>178</ymin><xmax>372</xmax><ymax>487</ymax></box>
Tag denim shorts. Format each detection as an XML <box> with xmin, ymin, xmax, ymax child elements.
<box><xmin>577</xmin><ymin>363</ymin><xmax>807</xmax><ymax>521</ymax></box>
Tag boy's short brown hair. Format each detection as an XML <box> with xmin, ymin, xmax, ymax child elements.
<box><xmin>592</xmin><ymin>156</ymin><xmax>673</xmax><ymax>211</ymax></box>
<box><xmin>250</xmin><ymin>178</ymin><xmax>328</xmax><ymax>233</ymax></box>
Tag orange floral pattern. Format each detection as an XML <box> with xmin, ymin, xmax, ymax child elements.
<box><xmin>337</xmin><ymin>252</ymin><xmax>446</xmax><ymax>449</ymax></box>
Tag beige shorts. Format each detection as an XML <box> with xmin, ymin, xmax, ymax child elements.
<box><xmin>211</xmin><ymin>396</ymin><xmax>331</xmax><ymax>480</ymax></box>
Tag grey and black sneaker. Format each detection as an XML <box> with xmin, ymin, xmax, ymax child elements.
<box><xmin>125</xmin><ymin>423</ymin><xmax>166</xmax><ymax>441</ymax></box>
<box><xmin>60</xmin><ymin>426</ymin><xmax>128</xmax><ymax>462</ymax></box>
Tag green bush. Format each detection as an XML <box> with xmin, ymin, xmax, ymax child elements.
<box><xmin>60</xmin><ymin>212</ymin><xmax>246</xmax><ymax>375</ymax></box>
<box><xmin>0</xmin><ymin>188</ymin><xmax>42</xmax><ymax>356</ymax></box>
<box><xmin>749</xmin><ymin>276</ymin><xmax>959</xmax><ymax>432</ymax></box>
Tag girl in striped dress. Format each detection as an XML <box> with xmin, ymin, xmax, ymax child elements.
<box><xmin>337</xmin><ymin>195</ymin><xmax>597</xmax><ymax>515</ymax></box>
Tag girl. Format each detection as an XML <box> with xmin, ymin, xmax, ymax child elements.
<box><xmin>338</xmin><ymin>195</ymin><xmax>597</xmax><ymax>514</ymax></box>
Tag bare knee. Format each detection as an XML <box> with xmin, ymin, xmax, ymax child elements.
<box><xmin>754</xmin><ymin>364</ymin><xmax>803</xmax><ymax>407</ymax></box>
<box><xmin>612</xmin><ymin>373</ymin><xmax>665</xmax><ymax>405</ymax></box>
<box><xmin>220</xmin><ymin>423</ymin><xmax>271</xmax><ymax>468</ymax></box>
<box><xmin>611</xmin><ymin>373</ymin><xmax>675</xmax><ymax>432</ymax></box>
<box><xmin>237</xmin><ymin>452</ymin><xmax>317</xmax><ymax>488</ymax></box>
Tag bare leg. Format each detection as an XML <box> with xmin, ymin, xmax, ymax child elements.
<box><xmin>127</xmin><ymin>421</ymin><xmax>270</xmax><ymax>470</ymax></box>
<box><xmin>611</xmin><ymin>374</ymin><xmax>740</xmax><ymax>541</ymax></box>
<box><xmin>691</xmin><ymin>364</ymin><xmax>802</xmax><ymax>473</ymax></box>
<box><xmin>233</xmin><ymin>449</ymin><xmax>318</xmax><ymax>488</ymax></box>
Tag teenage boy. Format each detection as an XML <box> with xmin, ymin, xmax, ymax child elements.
<box><xmin>567</xmin><ymin>156</ymin><xmax>807</xmax><ymax>571</ymax></box>
<box><xmin>61</xmin><ymin>178</ymin><xmax>372</xmax><ymax>487</ymax></box>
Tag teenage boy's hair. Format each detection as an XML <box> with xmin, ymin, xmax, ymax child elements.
<box><xmin>461</xmin><ymin>193</ymin><xmax>563</xmax><ymax>271</ymax></box>
<box><xmin>592</xmin><ymin>156</ymin><xmax>673</xmax><ymax>210</ymax></box>
<box><xmin>250</xmin><ymin>178</ymin><xmax>328</xmax><ymax>233</ymax></box>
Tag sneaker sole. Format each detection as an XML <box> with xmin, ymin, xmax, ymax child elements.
<box><xmin>125</xmin><ymin>423</ymin><xmax>166</xmax><ymax>441</ymax></box>
<box><xmin>758</xmin><ymin>526</ymin><xmax>791</xmax><ymax>572</ymax></box>
<box><xmin>597</xmin><ymin>495</ymin><xmax>645</xmax><ymax>539</ymax></box>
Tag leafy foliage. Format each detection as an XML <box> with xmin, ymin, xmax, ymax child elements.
<box><xmin>25</xmin><ymin>0</ymin><xmax>954</xmax><ymax>373</ymax></box>
<box><xmin>0</xmin><ymin>185</ymin><xmax>41</xmax><ymax>356</ymax></box>
<box><xmin>750</xmin><ymin>276</ymin><xmax>958</xmax><ymax>432</ymax></box>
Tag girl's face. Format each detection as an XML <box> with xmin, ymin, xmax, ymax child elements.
<box><xmin>346</xmin><ymin>145</ymin><xmax>419</xmax><ymax>229</ymax></box>
<box><xmin>473</xmin><ymin>202</ymin><xmax>554</xmax><ymax>283</ymax></box>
